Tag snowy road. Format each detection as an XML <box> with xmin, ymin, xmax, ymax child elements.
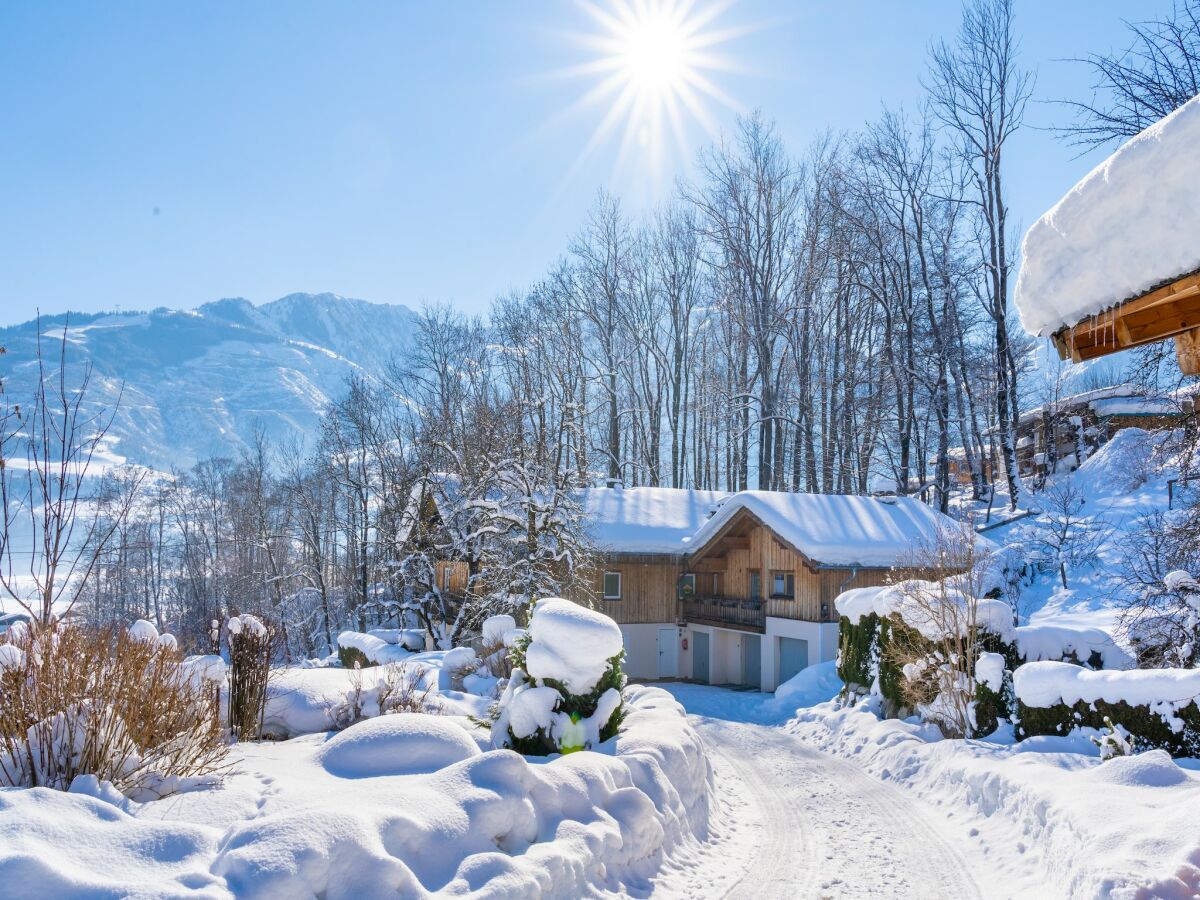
<box><xmin>655</xmin><ymin>684</ymin><xmax>998</xmax><ymax>900</ymax></box>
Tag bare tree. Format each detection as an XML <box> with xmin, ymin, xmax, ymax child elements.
<box><xmin>0</xmin><ymin>321</ymin><xmax>139</xmax><ymax>624</ymax></box>
<box><xmin>927</xmin><ymin>0</ymin><xmax>1032</xmax><ymax>510</ymax></box>
<box><xmin>1060</xmin><ymin>1</ymin><xmax>1200</xmax><ymax>147</ymax></box>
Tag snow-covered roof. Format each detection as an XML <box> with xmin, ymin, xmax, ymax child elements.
<box><xmin>1017</xmin><ymin>384</ymin><xmax>1142</xmax><ymax>424</ymax></box>
<box><xmin>1089</xmin><ymin>396</ymin><xmax>1179</xmax><ymax>417</ymax></box>
<box><xmin>682</xmin><ymin>491</ymin><xmax>963</xmax><ymax>568</ymax></box>
<box><xmin>1015</xmin><ymin>94</ymin><xmax>1200</xmax><ymax>337</ymax></box>
<box><xmin>581</xmin><ymin>486</ymin><xmax>730</xmax><ymax>555</ymax></box>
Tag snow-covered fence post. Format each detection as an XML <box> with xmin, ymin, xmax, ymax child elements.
<box><xmin>227</xmin><ymin>614</ymin><xmax>272</xmax><ymax>742</ymax></box>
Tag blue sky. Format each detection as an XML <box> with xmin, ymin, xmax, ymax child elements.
<box><xmin>0</xmin><ymin>1</ymin><xmax>1147</xmax><ymax>324</ymax></box>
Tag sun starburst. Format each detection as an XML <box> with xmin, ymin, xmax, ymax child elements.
<box><xmin>554</xmin><ymin>0</ymin><xmax>747</xmax><ymax>191</ymax></box>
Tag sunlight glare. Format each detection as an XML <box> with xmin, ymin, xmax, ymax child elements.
<box><xmin>556</xmin><ymin>0</ymin><xmax>746</xmax><ymax>191</ymax></box>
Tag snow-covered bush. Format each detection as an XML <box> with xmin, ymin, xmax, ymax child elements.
<box><xmin>337</xmin><ymin>631</ymin><xmax>402</xmax><ymax>668</ymax></box>
<box><xmin>489</xmin><ymin>598</ymin><xmax>626</xmax><ymax>755</ymax></box>
<box><xmin>837</xmin><ymin>574</ymin><xmax>1016</xmax><ymax>737</ymax></box>
<box><xmin>1091</xmin><ymin>716</ymin><xmax>1134</xmax><ymax>760</ymax></box>
<box><xmin>0</xmin><ymin>621</ymin><xmax>227</xmax><ymax>799</ymax></box>
<box><xmin>1014</xmin><ymin>661</ymin><xmax>1200</xmax><ymax>757</ymax></box>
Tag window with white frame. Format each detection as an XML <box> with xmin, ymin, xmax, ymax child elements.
<box><xmin>602</xmin><ymin>571</ymin><xmax>622</xmax><ymax>600</ymax></box>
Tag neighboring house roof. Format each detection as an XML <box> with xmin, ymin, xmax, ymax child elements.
<box><xmin>1015</xmin><ymin>93</ymin><xmax>1200</xmax><ymax>337</ymax></box>
<box><xmin>1088</xmin><ymin>396</ymin><xmax>1179</xmax><ymax>417</ymax></box>
<box><xmin>581</xmin><ymin>486</ymin><xmax>730</xmax><ymax>555</ymax></box>
<box><xmin>682</xmin><ymin>490</ymin><xmax>970</xmax><ymax>569</ymax></box>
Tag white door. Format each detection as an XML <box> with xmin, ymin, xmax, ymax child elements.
<box><xmin>657</xmin><ymin>627</ymin><xmax>679</xmax><ymax>678</ymax></box>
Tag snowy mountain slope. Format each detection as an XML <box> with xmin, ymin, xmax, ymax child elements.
<box><xmin>0</xmin><ymin>294</ymin><xmax>416</xmax><ymax>471</ymax></box>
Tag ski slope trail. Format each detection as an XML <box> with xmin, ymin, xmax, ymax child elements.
<box><xmin>657</xmin><ymin>685</ymin><xmax>1000</xmax><ymax>899</ymax></box>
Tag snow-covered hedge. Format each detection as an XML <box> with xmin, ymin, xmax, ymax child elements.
<box><xmin>492</xmin><ymin>598</ymin><xmax>626</xmax><ymax>755</ymax></box>
<box><xmin>836</xmin><ymin>582</ymin><xmax>1018</xmax><ymax>732</ymax></box>
<box><xmin>1014</xmin><ymin>661</ymin><xmax>1200</xmax><ymax>757</ymax></box>
<box><xmin>835</xmin><ymin>581</ymin><xmax>1143</xmax><ymax>737</ymax></box>
<box><xmin>837</xmin><ymin>581</ymin><xmax>1015</xmax><ymax>641</ymax></box>
<box><xmin>336</xmin><ymin>631</ymin><xmax>411</xmax><ymax>668</ymax></box>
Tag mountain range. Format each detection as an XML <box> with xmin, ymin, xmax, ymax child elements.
<box><xmin>0</xmin><ymin>293</ymin><xmax>417</xmax><ymax>472</ymax></box>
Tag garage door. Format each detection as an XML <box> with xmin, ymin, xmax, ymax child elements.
<box><xmin>778</xmin><ymin>637</ymin><xmax>809</xmax><ymax>686</ymax></box>
<box><xmin>742</xmin><ymin>634</ymin><xmax>761</xmax><ymax>690</ymax></box>
<box><xmin>692</xmin><ymin>632</ymin><xmax>710</xmax><ymax>684</ymax></box>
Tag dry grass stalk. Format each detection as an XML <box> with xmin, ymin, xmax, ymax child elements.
<box><xmin>0</xmin><ymin>622</ymin><xmax>227</xmax><ymax>799</ymax></box>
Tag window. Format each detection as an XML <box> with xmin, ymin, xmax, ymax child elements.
<box><xmin>442</xmin><ymin>565</ymin><xmax>452</xmax><ymax>591</ymax></box>
<box><xmin>678</xmin><ymin>573</ymin><xmax>696</xmax><ymax>599</ymax></box>
<box><xmin>771</xmin><ymin>571</ymin><xmax>795</xmax><ymax>599</ymax></box>
<box><xmin>749</xmin><ymin>570</ymin><xmax>762</xmax><ymax>600</ymax></box>
<box><xmin>602</xmin><ymin>571</ymin><xmax>622</xmax><ymax>600</ymax></box>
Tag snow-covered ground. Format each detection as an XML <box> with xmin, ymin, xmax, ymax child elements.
<box><xmin>0</xmin><ymin>676</ymin><xmax>717</xmax><ymax>899</ymax></box>
<box><xmin>963</xmin><ymin>426</ymin><xmax>1183</xmax><ymax>634</ymax></box>
<box><xmin>656</xmin><ymin>655</ymin><xmax>1200</xmax><ymax>900</ymax></box>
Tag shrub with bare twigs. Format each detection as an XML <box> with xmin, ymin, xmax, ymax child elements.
<box><xmin>0</xmin><ymin>621</ymin><xmax>227</xmax><ymax>799</ymax></box>
<box><xmin>326</xmin><ymin>662</ymin><xmax>439</xmax><ymax>730</ymax></box>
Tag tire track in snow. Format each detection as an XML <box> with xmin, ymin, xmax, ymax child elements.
<box><xmin>683</xmin><ymin>717</ymin><xmax>990</xmax><ymax>900</ymax></box>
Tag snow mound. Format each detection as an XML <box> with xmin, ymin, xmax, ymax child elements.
<box><xmin>482</xmin><ymin>614</ymin><xmax>517</xmax><ymax>645</ymax></box>
<box><xmin>1014</xmin><ymin>624</ymin><xmax>1132</xmax><ymax>669</ymax></box>
<box><xmin>836</xmin><ymin>581</ymin><xmax>1014</xmax><ymax>641</ymax></box>
<box><xmin>774</xmin><ymin>660</ymin><xmax>842</xmax><ymax>709</ymax></box>
<box><xmin>1087</xmin><ymin>749</ymin><xmax>1188</xmax><ymax>788</ymax></box>
<box><xmin>1016</xmin><ymin>93</ymin><xmax>1200</xmax><ymax>336</ymax></box>
<box><xmin>181</xmin><ymin>654</ymin><xmax>226</xmax><ymax>687</ymax></box>
<box><xmin>0</xmin><ymin>787</ymin><xmax>223</xmax><ymax>897</ymax></box>
<box><xmin>337</xmin><ymin>631</ymin><xmax>410</xmax><ymax>666</ymax></box>
<box><xmin>316</xmin><ymin>713</ymin><xmax>481</xmax><ymax>778</ymax></box>
<box><xmin>127</xmin><ymin>619</ymin><xmax>159</xmax><ymax>642</ymax></box>
<box><xmin>524</xmin><ymin>598</ymin><xmax>623</xmax><ymax>695</ymax></box>
<box><xmin>366</xmin><ymin>628</ymin><xmax>425</xmax><ymax>651</ymax></box>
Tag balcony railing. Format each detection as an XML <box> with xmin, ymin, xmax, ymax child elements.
<box><xmin>681</xmin><ymin>596</ymin><xmax>766</xmax><ymax>631</ymax></box>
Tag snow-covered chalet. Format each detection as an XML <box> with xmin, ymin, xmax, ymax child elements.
<box><xmin>406</xmin><ymin>480</ymin><xmax>964</xmax><ymax>691</ymax></box>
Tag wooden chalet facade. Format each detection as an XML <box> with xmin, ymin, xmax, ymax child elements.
<box><xmin>404</xmin><ymin>480</ymin><xmax>965</xmax><ymax>691</ymax></box>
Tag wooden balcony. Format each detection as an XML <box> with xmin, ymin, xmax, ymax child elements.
<box><xmin>681</xmin><ymin>596</ymin><xmax>766</xmax><ymax>632</ymax></box>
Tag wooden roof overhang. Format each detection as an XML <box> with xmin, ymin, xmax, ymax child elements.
<box><xmin>684</xmin><ymin>506</ymin><xmax>871</xmax><ymax>575</ymax></box>
<box><xmin>1052</xmin><ymin>270</ymin><xmax>1200</xmax><ymax>374</ymax></box>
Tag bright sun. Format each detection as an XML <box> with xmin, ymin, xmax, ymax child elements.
<box><xmin>561</xmin><ymin>0</ymin><xmax>744</xmax><ymax>187</ymax></box>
